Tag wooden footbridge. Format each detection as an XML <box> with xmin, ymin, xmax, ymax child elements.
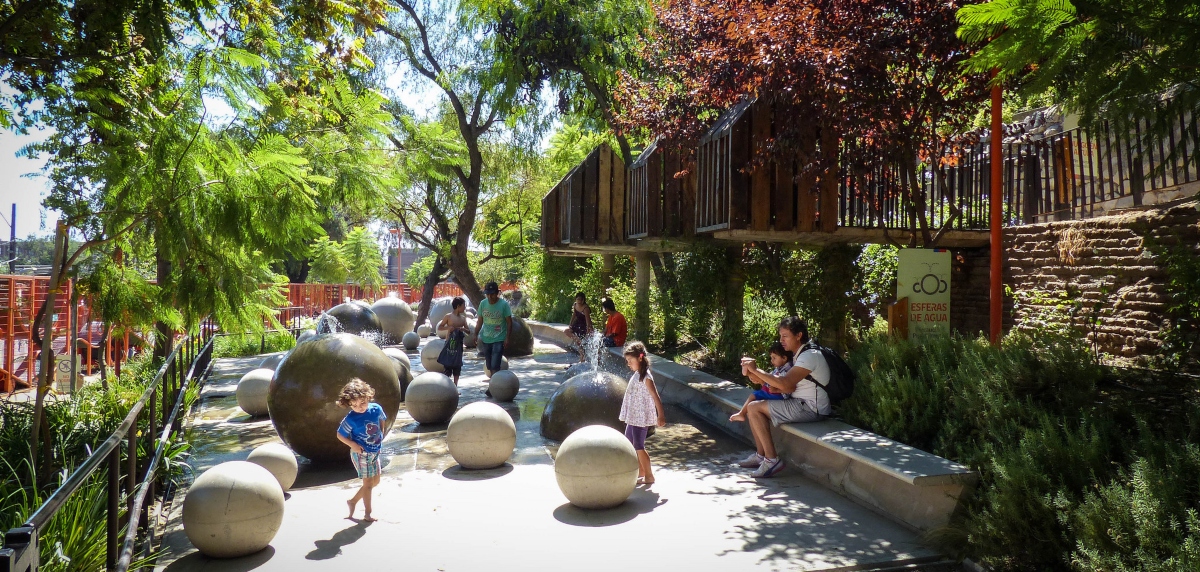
<box><xmin>541</xmin><ymin>99</ymin><xmax>1199</xmax><ymax>255</ymax></box>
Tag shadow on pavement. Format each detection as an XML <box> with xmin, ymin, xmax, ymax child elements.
<box><xmin>306</xmin><ymin>521</ymin><xmax>374</xmax><ymax>560</ymax></box>
<box><xmin>552</xmin><ymin>488</ymin><xmax>666</xmax><ymax>527</ymax></box>
<box><xmin>441</xmin><ymin>463</ymin><xmax>514</xmax><ymax>481</ymax></box>
<box><xmin>164</xmin><ymin>546</ymin><xmax>275</xmax><ymax>572</ymax></box>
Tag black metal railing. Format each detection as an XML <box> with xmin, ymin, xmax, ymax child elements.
<box><xmin>1</xmin><ymin>320</ymin><xmax>216</xmax><ymax>572</ymax></box>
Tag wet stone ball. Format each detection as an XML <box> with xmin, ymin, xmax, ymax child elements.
<box><xmin>540</xmin><ymin>371</ymin><xmax>630</xmax><ymax>442</ymax></box>
<box><xmin>268</xmin><ymin>333</ymin><xmax>400</xmax><ymax>463</ymax></box>
<box><xmin>319</xmin><ymin>300</ymin><xmax>383</xmax><ymax>338</ymax></box>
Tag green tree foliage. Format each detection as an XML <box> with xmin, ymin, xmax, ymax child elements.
<box><xmin>307</xmin><ymin>228</ymin><xmax>384</xmax><ymax>286</ymax></box>
<box><xmin>958</xmin><ymin>0</ymin><xmax>1200</xmax><ymax>149</ymax></box>
<box><xmin>464</xmin><ymin>0</ymin><xmax>652</xmax><ymax>163</ymax></box>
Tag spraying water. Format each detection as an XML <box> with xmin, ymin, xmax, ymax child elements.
<box><xmin>315</xmin><ymin>312</ymin><xmax>342</xmax><ymax>335</ymax></box>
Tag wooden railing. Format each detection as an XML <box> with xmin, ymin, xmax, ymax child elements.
<box><xmin>541</xmin><ymin>144</ymin><xmax>627</xmax><ymax>248</ymax></box>
<box><xmin>0</xmin><ymin>324</ymin><xmax>215</xmax><ymax>572</ymax></box>
<box><xmin>627</xmin><ymin>139</ymin><xmax>696</xmax><ymax>240</ymax></box>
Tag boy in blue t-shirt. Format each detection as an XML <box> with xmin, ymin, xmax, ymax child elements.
<box><xmin>336</xmin><ymin>379</ymin><xmax>387</xmax><ymax>521</ymax></box>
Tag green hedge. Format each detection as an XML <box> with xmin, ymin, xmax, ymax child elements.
<box><xmin>841</xmin><ymin>332</ymin><xmax>1200</xmax><ymax>571</ymax></box>
<box><xmin>212</xmin><ymin>330</ymin><xmax>296</xmax><ymax>358</ymax></box>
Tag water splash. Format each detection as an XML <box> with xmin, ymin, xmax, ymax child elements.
<box><xmin>315</xmin><ymin>312</ymin><xmax>342</xmax><ymax>335</ymax></box>
<box><xmin>580</xmin><ymin>330</ymin><xmax>605</xmax><ymax>370</ymax></box>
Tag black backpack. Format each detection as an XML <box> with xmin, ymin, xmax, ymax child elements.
<box><xmin>802</xmin><ymin>341</ymin><xmax>856</xmax><ymax>404</ymax></box>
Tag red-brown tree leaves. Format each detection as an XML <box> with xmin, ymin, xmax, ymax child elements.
<box><xmin>618</xmin><ymin>0</ymin><xmax>990</xmax><ymax>243</ymax></box>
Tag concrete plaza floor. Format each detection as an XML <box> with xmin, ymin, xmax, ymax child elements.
<box><xmin>154</xmin><ymin>336</ymin><xmax>943</xmax><ymax>572</ymax></box>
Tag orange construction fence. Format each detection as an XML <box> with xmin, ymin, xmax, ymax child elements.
<box><xmin>2</xmin><ymin>278</ymin><xmax>517</xmax><ymax>393</ymax></box>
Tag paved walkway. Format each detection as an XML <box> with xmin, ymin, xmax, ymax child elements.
<box><xmin>155</xmin><ymin>337</ymin><xmax>941</xmax><ymax>572</ymax></box>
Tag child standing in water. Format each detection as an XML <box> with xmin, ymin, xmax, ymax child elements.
<box><xmin>730</xmin><ymin>341</ymin><xmax>793</xmax><ymax>423</ymax></box>
<box><xmin>435</xmin><ymin>297</ymin><xmax>469</xmax><ymax>386</ymax></box>
<box><xmin>336</xmin><ymin>379</ymin><xmax>387</xmax><ymax>521</ymax></box>
<box><xmin>619</xmin><ymin>342</ymin><xmax>666</xmax><ymax>485</ymax></box>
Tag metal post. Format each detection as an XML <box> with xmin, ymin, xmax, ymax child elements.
<box><xmin>7</xmin><ymin>203</ymin><xmax>14</xmax><ymax>274</ymax></box>
<box><xmin>107</xmin><ymin>447</ymin><xmax>120</xmax><ymax>570</ymax></box>
<box><xmin>989</xmin><ymin>76</ymin><xmax>1004</xmax><ymax>345</ymax></box>
<box><xmin>126</xmin><ymin>419</ymin><xmax>136</xmax><ymax>519</ymax></box>
<box><xmin>69</xmin><ymin>289</ymin><xmax>78</xmax><ymax>392</ymax></box>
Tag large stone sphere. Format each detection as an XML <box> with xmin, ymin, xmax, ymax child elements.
<box><xmin>420</xmin><ymin>338</ymin><xmax>446</xmax><ymax>373</ymax></box>
<box><xmin>503</xmin><ymin>317</ymin><xmax>535</xmax><ymax>357</ymax></box>
<box><xmin>563</xmin><ymin>361</ymin><xmax>595</xmax><ymax>381</ymax></box>
<box><xmin>236</xmin><ymin>368</ymin><xmax>274</xmax><ymax>417</ymax></box>
<box><xmin>427</xmin><ymin>297</ymin><xmax>474</xmax><ymax>331</ymax></box>
<box><xmin>268</xmin><ymin>333</ymin><xmax>401</xmax><ymax>463</ymax></box>
<box><xmin>540</xmin><ymin>371</ymin><xmax>629</xmax><ymax>441</ymax></box>
<box><xmin>402</xmin><ymin>331</ymin><xmax>421</xmax><ymax>350</ymax></box>
<box><xmin>463</xmin><ymin>320</ymin><xmax>477</xmax><ymax>348</ymax></box>
<box><xmin>446</xmin><ymin>402</ymin><xmax>516</xmax><ymax>469</ymax></box>
<box><xmin>406</xmin><ymin>372</ymin><xmax>459</xmax><ymax>424</ymax></box>
<box><xmin>318</xmin><ymin>300</ymin><xmax>383</xmax><ymax>338</ymax></box>
<box><xmin>417</xmin><ymin>323</ymin><xmax>433</xmax><ymax>338</ymax></box>
<box><xmin>296</xmin><ymin>329</ymin><xmax>318</xmax><ymax>345</ymax></box>
<box><xmin>246</xmin><ymin>443</ymin><xmax>298</xmax><ymax>491</ymax></box>
<box><xmin>183</xmin><ymin>461</ymin><xmax>285</xmax><ymax>558</ymax></box>
<box><xmin>484</xmin><ymin>356</ymin><xmax>510</xmax><ymax>379</ymax></box>
<box><xmin>488</xmin><ymin>370</ymin><xmax>520</xmax><ymax>402</ymax></box>
<box><xmin>372</xmin><ymin>296</ymin><xmax>416</xmax><ymax>343</ymax></box>
<box><xmin>554</xmin><ymin>425</ymin><xmax>639</xmax><ymax>509</ymax></box>
<box><xmin>381</xmin><ymin>347</ymin><xmax>414</xmax><ymax>400</ymax></box>
<box><xmin>259</xmin><ymin>353</ymin><xmax>286</xmax><ymax>371</ymax></box>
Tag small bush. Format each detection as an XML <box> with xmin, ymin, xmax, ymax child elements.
<box><xmin>212</xmin><ymin>330</ymin><xmax>296</xmax><ymax>358</ymax></box>
<box><xmin>841</xmin><ymin>331</ymin><xmax>1200</xmax><ymax>570</ymax></box>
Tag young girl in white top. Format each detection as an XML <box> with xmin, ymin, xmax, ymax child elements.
<box><xmin>619</xmin><ymin>342</ymin><xmax>667</xmax><ymax>485</ymax></box>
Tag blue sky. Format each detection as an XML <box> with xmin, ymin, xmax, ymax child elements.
<box><xmin>0</xmin><ymin>124</ymin><xmax>55</xmax><ymax>238</ymax></box>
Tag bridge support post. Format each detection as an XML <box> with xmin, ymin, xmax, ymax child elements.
<box><xmin>600</xmin><ymin>254</ymin><xmax>615</xmax><ymax>296</ymax></box>
<box><xmin>634</xmin><ymin>252</ymin><xmax>651</xmax><ymax>342</ymax></box>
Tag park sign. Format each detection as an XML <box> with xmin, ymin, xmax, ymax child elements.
<box><xmin>896</xmin><ymin>248</ymin><xmax>951</xmax><ymax>339</ymax></box>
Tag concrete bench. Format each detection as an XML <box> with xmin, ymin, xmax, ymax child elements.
<box><xmin>526</xmin><ymin>320</ymin><xmax>977</xmax><ymax>533</ymax></box>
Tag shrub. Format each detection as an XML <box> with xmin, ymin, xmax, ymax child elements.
<box><xmin>212</xmin><ymin>330</ymin><xmax>296</xmax><ymax>358</ymax></box>
<box><xmin>836</xmin><ymin>331</ymin><xmax>1200</xmax><ymax>571</ymax></box>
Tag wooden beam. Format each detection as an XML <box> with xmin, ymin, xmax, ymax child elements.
<box><xmin>712</xmin><ymin>228</ymin><xmax>991</xmax><ymax>248</ymax></box>
<box><xmin>750</xmin><ymin>101</ymin><xmax>772</xmax><ymax>231</ymax></box>
<box><xmin>598</xmin><ymin>145</ymin><xmax>613</xmax><ymax>244</ymax></box>
<box><xmin>730</xmin><ymin>114</ymin><xmax>751</xmax><ymax>229</ymax></box>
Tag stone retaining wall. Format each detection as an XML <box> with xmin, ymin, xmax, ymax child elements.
<box><xmin>950</xmin><ymin>199</ymin><xmax>1200</xmax><ymax>360</ymax></box>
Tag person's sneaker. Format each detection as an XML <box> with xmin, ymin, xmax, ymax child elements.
<box><xmin>751</xmin><ymin>457</ymin><xmax>785</xmax><ymax>478</ymax></box>
<box><xmin>736</xmin><ymin>452</ymin><xmax>764</xmax><ymax>468</ymax></box>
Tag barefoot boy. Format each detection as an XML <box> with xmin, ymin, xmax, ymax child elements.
<box><xmin>336</xmin><ymin>379</ymin><xmax>386</xmax><ymax>521</ymax></box>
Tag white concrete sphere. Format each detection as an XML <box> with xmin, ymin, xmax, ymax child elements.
<box><xmin>402</xmin><ymin>331</ymin><xmax>421</xmax><ymax>350</ymax></box>
<box><xmin>371</xmin><ymin>296</ymin><xmax>416</xmax><ymax>342</ymax></box>
<box><xmin>246</xmin><ymin>443</ymin><xmax>298</xmax><ymax>491</ymax></box>
<box><xmin>488</xmin><ymin>370</ymin><xmax>520</xmax><ymax>402</ymax></box>
<box><xmin>258</xmin><ymin>353</ymin><xmax>285</xmax><ymax>371</ymax></box>
<box><xmin>405</xmin><ymin>372</ymin><xmax>459</xmax><ymax>424</ymax></box>
<box><xmin>420</xmin><ymin>339</ymin><xmax>447</xmax><ymax>373</ymax></box>
<box><xmin>236</xmin><ymin>368</ymin><xmax>274</xmax><ymax>417</ymax></box>
<box><xmin>417</xmin><ymin>323</ymin><xmax>433</xmax><ymax>338</ymax></box>
<box><xmin>446</xmin><ymin>402</ymin><xmax>516</xmax><ymax>469</ymax></box>
<box><xmin>381</xmin><ymin>347</ymin><xmax>413</xmax><ymax>383</ymax></box>
<box><xmin>463</xmin><ymin>320</ymin><xmax>477</xmax><ymax>348</ymax></box>
<box><xmin>554</xmin><ymin>425</ymin><xmax>639</xmax><ymax>509</ymax></box>
<box><xmin>484</xmin><ymin>356</ymin><xmax>510</xmax><ymax>379</ymax></box>
<box><xmin>183</xmin><ymin>461</ymin><xmax>285</xmax><ymax>558</ymax></box>
<box><xmin>296</xmin><ymin>329</ymin><xmax>318</xmax><ymax>345</ymax></box>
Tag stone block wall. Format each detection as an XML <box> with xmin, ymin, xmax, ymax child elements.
<box><xmin>999</xmin><ymin>200</ymin><xmax>1200</xmax><ymax>359</ymax></box>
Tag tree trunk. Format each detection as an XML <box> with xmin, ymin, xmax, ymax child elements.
<box><xmin>634</xmin><ymin>253</ymin><xmax>652</xmax><ymax>342</ymax></box>
<box><xmin>717</xmin><ymin>247</ymin><xmax>746</xmax><ymax>371</ymax></box>
<box><xmin>414</xmin><ymin>256</ymin><xmax>448</xmax><ymax>328</ymax></box>
<box><xmin>29</xmin><ymin>221</ymin><xmax>67</xmax><ymax>488</ymax></box>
